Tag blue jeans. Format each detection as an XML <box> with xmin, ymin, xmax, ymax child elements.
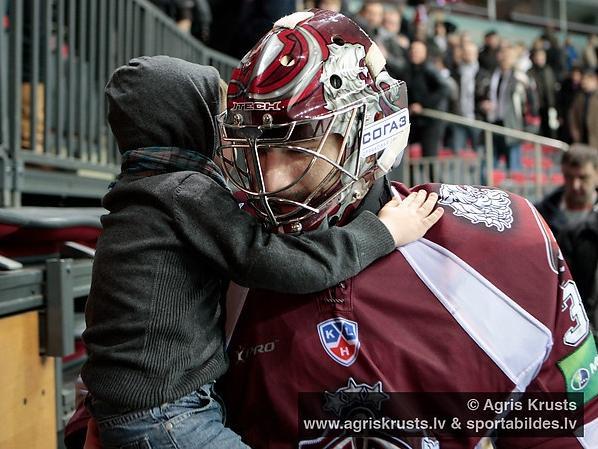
<box><xmin>88</xmin><ymin>383</ymin><xmax>249</xmax><ymax>449</ymax></box>
<box><xmin>492</xmin><ymin>123</ymin><xmax>522</xmax><ymax>172</ymax></box>
<box><xmin>449</xmin><ymin>124</ymin><xmax>481</xmax><ymax>153</ymax></box>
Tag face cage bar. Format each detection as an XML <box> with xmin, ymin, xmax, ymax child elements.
<box><xmin>216</xmin><ymin>105</ymin><xmax>366</xmax><ymax>227</ymax></box>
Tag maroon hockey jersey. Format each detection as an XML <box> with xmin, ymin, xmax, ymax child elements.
<box><xmin>222</xmin><ymin>182</ymin><xmax>598</xmax><ymax>449</ymax></box>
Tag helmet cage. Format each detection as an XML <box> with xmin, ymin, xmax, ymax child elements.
<box><xmin>216</xmin><ymin>103</ymin><xmax>368</xmax><ymax>228</ymax></box>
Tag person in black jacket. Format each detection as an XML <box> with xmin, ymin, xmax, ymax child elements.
<box><xmin>478</xmin><ymin>30</ymin><xmax>500</xmax><ymax>72</ymax></box>
<box><xmin>536</xmin><ymin>144</ymin><xmax>598</xmax><ymax>239</ymax></box>
<box><xmin>528</xmin><ymin>48</ymin><xmax>557</xmax><ymax>138</ymax></box>
<box><xmin>557</xmin><ymin>66</ymin><xmax>583</xmax><ymax>143</ymax></box>
<box><xmin>399</xmin><ymin>40</ymin><xmax>450</xmax><ymax>157</ymax></box>
<box><xmin>559</xmin><ymin>208</ymin><xmax>598</xmax><ymax>328</ymax></box>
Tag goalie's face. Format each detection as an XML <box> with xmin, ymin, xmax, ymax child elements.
<box><xmin>255</xmin><ymin>134</ymin><xmax>343</xmax><ymax>206</ymax></box>
<box><xmin>216</xmin><ymin>112</ymin><xmax>357</xmax><ymax>229</ymax></box>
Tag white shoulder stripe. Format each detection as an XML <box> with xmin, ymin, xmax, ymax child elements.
<box><xmin>399</xmin><ymin>239</ymin><xmax>553</xmax><ymax>391</ymax></box>
<box><xmin>525</xmin><ymin>199</ymin><xmax>560</xmax><ymax>274</ymax></box>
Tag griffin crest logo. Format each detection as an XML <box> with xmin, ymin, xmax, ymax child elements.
<box><xmin>438</xmin><ymin>184</ymin><xmax>514</xmax><ymax>232</ymax></box>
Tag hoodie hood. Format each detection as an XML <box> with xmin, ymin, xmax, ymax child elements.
<box><xmin>105</xmin><ymin>55</ymin><xmax>221</xmax><ymax>157</ymax></box>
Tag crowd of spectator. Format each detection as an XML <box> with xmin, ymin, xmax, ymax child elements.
<box><xmin>92</xmin><ymin>1</ymin><xmax>598</xmax><ymax>170</ymax></box>
<box><xmin>342</xmin><ymin>1</ymin><xmax>598</xmax><ymax>173</ymax></box>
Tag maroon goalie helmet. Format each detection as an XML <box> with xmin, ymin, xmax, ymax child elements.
<box><xmin>216</xmin><ymin>8</ymin><xmax>409</xmax><ymax>232</ymax></box>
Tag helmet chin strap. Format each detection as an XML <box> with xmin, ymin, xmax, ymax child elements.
<box><xmin>350</xmin><ymin>178</ymin><xmax>371</xmax><ymax>202</ymax></box>
<box><xmin>336</xmin><ymin>176</ymin><xmax>391</xmax><ymax>226</ymax></box>
<box><xmin>325</xmin><ymin>177</ymin><xmax>372</xmax><ymax>227</ymax></box>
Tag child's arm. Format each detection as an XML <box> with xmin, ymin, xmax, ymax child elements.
<box><xmin>174</xmin><ymin>174</ymin><xmax>442</xmax><ymax>294</ymax></box>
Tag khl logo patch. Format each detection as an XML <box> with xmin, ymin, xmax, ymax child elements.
<box><xmin>317</xmin><ymin>318</ymin><xmax>360</xmax><ymax>366</ymax></box>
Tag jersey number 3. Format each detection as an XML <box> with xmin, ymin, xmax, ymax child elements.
<box><xmin>562</xmin><ymin>280</ymin><xmax>590</xmax><ymax>347</ymax></box>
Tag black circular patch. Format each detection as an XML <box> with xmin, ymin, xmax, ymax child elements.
<box><xmin>332</xmin><ymin>35</ymin><xmax>345</xmax><ymax>46</ymax></box>
<box><xmin>330</xmin><ymin>74</ymin><xmax>342</xmax><ymax>89</ymax></box>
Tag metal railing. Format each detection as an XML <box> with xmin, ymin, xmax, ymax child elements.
<box><xmin>395</xmin><ymin>149</ymin><xmax>484</xmax><ymax>188</ymax></box>
<box><xmin>0</xmin><ymin>0</ymin><xmax>239</xmax><ymax>206</ymax></box>
<box><xmin>399</xmin><ymin>108</ymin><xmax>569</xmax><ymax>202</ymax></box>
<box><xmin>446</xmin><ymin>0</ymin><xmax>598</xmax><ymax>36</ymax></box>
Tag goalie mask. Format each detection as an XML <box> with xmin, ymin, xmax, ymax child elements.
<box><xmin>216</xmin><ymin>8</ymin><xmax>409</xmax><ymax>232</ymax></box>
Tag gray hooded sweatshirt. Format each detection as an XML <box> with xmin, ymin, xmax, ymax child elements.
<box><xmin>81</xmin><ymin>56</ymin><xmax>394</xmax><ymax>410</ymax></box>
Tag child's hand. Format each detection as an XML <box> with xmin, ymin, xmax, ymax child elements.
<box><xmin>377</xmin><ymin>189</ymin><xmax>444</xmax><ymax>247</ymax></box>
